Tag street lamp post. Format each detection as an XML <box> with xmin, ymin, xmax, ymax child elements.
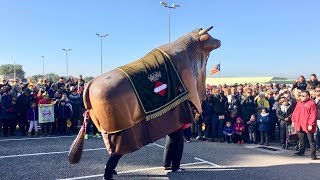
<box><xmin>62</xmin><ymin>48</ymin><xmax>72</xmax><ymax>77</ymax></box>
<box><xmin>96</xmin><ymin>33</ymin><xmax>109</xmax><ymax>75</ymax></box>
<box><xmin>160</xmin><ymin>2</ymin><xmax>180</xmax><ymax>43</ymax></box>
<box><xmin>41</xmin><ymin>56</ymin><xmax>45</xmax><ymax>77</ymax></box>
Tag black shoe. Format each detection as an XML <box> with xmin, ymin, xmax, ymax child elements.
<box><xmin>311</xmin><ymin>156</ymin><xmax>317</xmax><ymax>160</ymax></box>
<box><xmin>281</xmin><ymin>144</ymin><xmax>286</xmax><ymax>149</ymax></box>
<box><xmin>164</xmin><ymin>166</ymin><xmax>172</xmax><ymax>170</ymax></box>
<box><xmin>294</xmin><ymin>152</ymin><xmax>304</xmax><ymax>156</ymax></box>
<box><xmin>172</xmin><ymin>168</ymin><xmax>185</xmax><ymax>172</ymax></box>
<box><xmin>112</xmin><ymin>169</ymin><xmax>117</xmax><ymax>175</ymax></box>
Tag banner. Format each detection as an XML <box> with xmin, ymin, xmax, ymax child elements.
<box><xmin>39</xmin><ymin>104</ymin><xmax>55</xmax><ymax>123</ymax></box>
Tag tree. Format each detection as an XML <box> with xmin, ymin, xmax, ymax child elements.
<box><xmin>0</xmin><ymin>64</ymin><xmax>25</xmax><ymax>79</ymax></box>
<box><xmin>84</xmin><ymin>76</ymin><xmax>94</xmax><ymax>82</ymax></box>
<box><xmin>45</xmin><ymin>73</ymin><xmax>61</xmax><ymax>82</ymax></box>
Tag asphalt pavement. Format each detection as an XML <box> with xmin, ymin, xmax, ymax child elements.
<box><xmin>0</xmin><ymin>135</ymin><xmax>320</xmax><ymax>180</ymax></box>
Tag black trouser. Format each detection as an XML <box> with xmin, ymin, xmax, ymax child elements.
<box><xmin>260</xmin><ymin>131</ymin><xmax>269</xmax><ymax>144</ymax></box>
<box><xmin>86</xmin><ymin>119</ymin><xmax>98</xmax><ymax>135</ymax></box>
<box><xmin>279</xmin><ymin>120</ymin><xmax>287</xmax><ymax>144</ymax></box>
<box><xmin>163</xmin><ymin>128</ymin><xmax>184</xmax><ymax>171</ymax></box>
<box><xmin>2</xmin><ymin>120</ymin><xmax>16</xmax><ymax>136</ymax></box>
<box><xmin>58</xmin><ymin>118</ymin><xmax>67</xmax><ymax>135</ymax></box>
<box><xmin>40</xmin><ymin>123</ymin><xmax>50</xmax><ymax>135</ymax></box>
<box><xmin>234</xmin><ymin>133</ymin><xmax>244</xmax><ymax>142</ymax></box>
<box><xmin>224</xmin><ymin>134</ymin><xmax>234</xmax><ymax>143</ymax></box>
<box><xmin>104</xmin><ymin>153</ymin><xmax>122</xmax><ymax>179</ymax></box>
<box><xmin>297</xmin><ymin>130</ymin><xmax>316</xmax><ymax>158</ymax></box>
<box><xmin>184</xmin><ymin>127</ymin><xmax>191</xmax><ymax>141</ymax></box>
<box><xmin>18</xmin><ymin>114</ymin><xmax>28</xmax><ymax>135</ymax></box>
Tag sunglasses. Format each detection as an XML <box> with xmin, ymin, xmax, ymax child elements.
<box><xmin>299</xmin><ymin>95</ymin><xmax>306</xmax><ymax>97</ymax></box>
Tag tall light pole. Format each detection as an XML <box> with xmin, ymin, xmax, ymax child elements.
<box><xmin>96</xmin><ymin>33</ymin><xmax>109</xmax><ymax>75</ymax></box>
<box><xmin>62</xmin><ymin>48</ymin><xmax>72</xmax><ymax>77</ymax></box>
<box><xmin>11</xmin><ymin>56</ymin><xmax>16</xmax><ymax>80</ymax></box>
<box><xmin>160</xmin><ymin>2</ymin><xmax>180</xmax><ymax>43</ymax></box>
<box><xmin>41</xmin><ymin>56</ymin><xmax>45</xmax><ymax>78</ymax></box>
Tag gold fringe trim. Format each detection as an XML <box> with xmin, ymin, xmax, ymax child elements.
<box><xmin>146</xmin><ymin>93</ymin><xmax>190</xmax><ymax>121</ymax></box>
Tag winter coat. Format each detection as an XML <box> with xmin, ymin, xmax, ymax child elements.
<box><xmin>247</xmin><ymin>120</ymin><xmax>258</xmax><ymax>133</ymax></box>
<box><xmin>0</xmin><ymin>93</ymin><xmax>16</xmax><ymax>121</ymax></box>
<box><xmin>223</xmin><ymin>126</ymin><xmax>235</xmax><ymax>135</ymax></box>
<box><xmin>16</xmin><ymin>94</ymin><xmax>35</xmax><ymax>115</ymax></box>
<box><xmin>276</xmin><ymin>103</ymin><xmax>294</xmax><ymax>124</ymax></box>
<box><xmin>26</xmin><ymin>107</ymin><xmax>38</xmax><ymax>121</ymax></box>
<box><xmin>209</xmin><ymin>94</ymin><xmax>228</xmax><ymax>115</ymax></box>
<box><xmin>292</xmin><ymin>82</ymin><xmax>307</xmax><ymax>90</ymax></box>
<box><xmin>307</xmin><ymin>80</ymin><xmax>319</xmax><ymax>90</ymax></box>
<box><xmin>292</xmin><ymin>99</ymin><xmax>317</xmax><ymax>133</ymax></box>
<box><xmin>201</xmin><ymin>97</ymin><xmax>213</xmax><ymax>124</ymax></box>
<box><xmin>68</xmin><ymin>93</ymin><xmax>82</xmax><ymax>118</ymax></box>
<box><xmin>241</xmin><ymin>96</ymin><xmax>257</xmax><ymax>121</ymax></box>
<box><xmin>234</xmin><ymin>119</ymin><xmax>245</xmax><ymax>134</ymax></box>
<box><xmin>258</xmin><ymin>113</ymin><xmax>270</xmax><ymax>132</ymax></box>
<box><xmin>55</xmin><ymin>104</ymin><xmax>72</xmax><ymax>120</ymax></box>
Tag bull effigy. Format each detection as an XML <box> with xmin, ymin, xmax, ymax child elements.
<box><xmin>68</xmin><ymin>26</ymin><xmax>221</xmax><ymax>179</ymax></box>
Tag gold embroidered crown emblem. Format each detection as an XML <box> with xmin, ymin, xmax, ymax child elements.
<box><xmin>148</xmin><ymin>71</ymin><xmax>161</xmax><ymax>82</ymax></box>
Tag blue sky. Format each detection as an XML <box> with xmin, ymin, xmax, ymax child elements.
<box><xmin>1</xmin><ymin>0</ymin><xmax>319</xmax><ymax>79</ymax></box>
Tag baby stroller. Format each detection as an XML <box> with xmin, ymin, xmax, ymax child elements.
<box><xmin>285</xmin><ymin>125</ymin><xmax>299</xmax><ymax>151</ymax></box>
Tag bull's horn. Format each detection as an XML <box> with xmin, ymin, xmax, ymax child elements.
<box><xmin>198</xmin><ymin>26</ymin><xmax>213</xmax><ymax>36</ymax></box>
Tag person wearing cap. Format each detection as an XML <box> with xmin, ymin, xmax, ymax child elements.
<box><xmin>15</xmin><ymin>88</ymin><xmax>35</xmax><ymax>136</ymax></box>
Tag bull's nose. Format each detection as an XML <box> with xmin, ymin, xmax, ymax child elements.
<box><xmin>215</xmin><ymin>40</ymin><xmax>221</xmax><ymax>49</ymax></box>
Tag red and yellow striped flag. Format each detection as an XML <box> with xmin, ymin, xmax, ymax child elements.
<box><xmin>210</xmin><ymin>63</ymin><xmax>220</xmax><ymax>75</ymax></box>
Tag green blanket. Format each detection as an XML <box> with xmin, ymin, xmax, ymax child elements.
<box><xmin>117</xmin><ymin>48</ymin><xmax>189</xmax><ymax>120</ymax></box>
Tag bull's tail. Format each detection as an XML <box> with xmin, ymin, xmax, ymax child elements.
<box><xmin>68</xmin><ymin>112</ymin><xmax>89</xmax><ymax>164</ymax></box>
<box><xmin>83</xmin><ymin>79</ymin><xmax>93</xmax><ymax>110</ymax></box>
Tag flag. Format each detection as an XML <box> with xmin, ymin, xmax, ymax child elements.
<box><xmin>210</xmin><ymin>63</ymin><xmax>220</xmax><ymax>75</ymax></box>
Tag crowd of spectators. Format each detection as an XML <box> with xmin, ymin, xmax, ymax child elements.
<box><xmin>1</xmin><ymin>74</ymin><xmax>320</xmax><ymax>157</ymax></box>
<box><xmin>0</xmin><ymin>75</ymin><xmax>100</xmax><ymax>139</ymax></box>
<box><xmin>184</xmin><ymin>74</ymin><xmax>320</xmax><ymax>154</ymax></box>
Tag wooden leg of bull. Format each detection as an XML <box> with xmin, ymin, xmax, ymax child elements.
<box><xmin>163</xmin><ymin>128</ymin><xmax>184</xmax><ymax>172</ymax></box>
<box><xmin>104</xmin><ymin>153</ymin><xmax>122</xmax><ymax>180</ymax></box>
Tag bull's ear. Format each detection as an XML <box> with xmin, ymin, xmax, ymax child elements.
<box><xmin>200</xmin><ymin>34</ymin><xmax>209</xmax><ymax>41</ymax></box>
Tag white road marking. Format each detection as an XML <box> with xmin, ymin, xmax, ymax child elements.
<box><xmin>0</xmin><ymin>135</ymin><xmax>76</xmax><ymax>142</ymax></box>
<box><xmin>57</xmin><ymin>161</ymin><xmax>207</xmax><ymax>180</ymax></box>
<box><xmin>0</xmin><ymin>147</ymin><xmax>106</xmax><ymax>159</ymax></box>
<box><xmin>194</xmin><ymin>157</ymin><xmax>223</xmax><ymax>168</ymax></box>
<box><xmin>152</xmin><ymin>143</ymin><xmax>165</xmax><ymax>148</ymax></box>
<box><xmin>243</xmin><ymin>145</ymin><xmax>285</xmax><ymax>154</ymax></box>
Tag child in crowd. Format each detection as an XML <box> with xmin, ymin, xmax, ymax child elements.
<box><xmin>234</xmin><ymin>117</ymin><xmax>246</xmax><ymax>144</ymax></box>
<box><xmin>55</xmin><ymin>99</ymin><xmax>72</xmax><ymax>135</ymax></box>
<box><xmin>258</xmin><ymin>108</ymin><xmax>270</xmax><ymax>146</ymax></box>
<box><xmin>247</xmin><ymin>114</ymin><xmax>258</xmax><ymax>144</ymax></box>
<box><xmin>223</xmin><ymin>121</ymin><xmax>235</xmax><ymax>143</ymax></box>
<box><xmin>26</xmin><ymin>101</ymin><xmax>39</xmax><ymax>137</ymax></box>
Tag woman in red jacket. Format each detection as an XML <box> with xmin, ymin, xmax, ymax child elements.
<box><xmin>292</xmin><ymin>90</ymin><xmax>317</xmax><ymax>160</ymax></box>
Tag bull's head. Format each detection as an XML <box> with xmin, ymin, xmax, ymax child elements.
<box><xmin>160</xmin><ymin>26</ymin><xmax>221</xmax><ymax>113</ymax></box>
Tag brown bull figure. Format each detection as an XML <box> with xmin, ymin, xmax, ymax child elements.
<box><xmin>69</xmin><ymin>26</ymin><xmax>221</xmax><ymax>179</ymax></box>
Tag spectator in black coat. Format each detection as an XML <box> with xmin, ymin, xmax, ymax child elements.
<box><xmin>15</xmin><ymin>88</ymin><xmax>35</xmax><ymax>136</ymax></box>
<box><xmin>292</xmin><ymin>75</ymin><xmax>307</xmax><ymax>90</ymax></box>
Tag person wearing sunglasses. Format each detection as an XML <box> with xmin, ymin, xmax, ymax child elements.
<box><xmin>292</xmin><ymin>90</ymin><xmax>317</xmax><ymax>159</ymax></box>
